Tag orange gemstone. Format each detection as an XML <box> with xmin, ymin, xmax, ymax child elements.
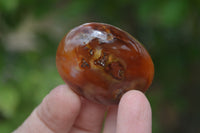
<box><xmin>56</xmin><ymin>23</ymin><xmax>154</xmax><ymax>105</ymax></box>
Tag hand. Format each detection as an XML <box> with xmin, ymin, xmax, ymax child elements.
<box><xmin>13</xmin><ymin>85</ymin><xmax>152</xmax><ymax>133</ymax></box>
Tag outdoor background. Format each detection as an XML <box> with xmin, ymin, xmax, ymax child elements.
<box><xmin>0</xmin><ymin>0</ymin><xmax>200</xmax><ymax>132</ymax></box>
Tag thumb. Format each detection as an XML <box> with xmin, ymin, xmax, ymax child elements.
<box><xmin>13</xmin><ymin>85</ymin><xmax>81</xmax><ymax>133</ymax></box>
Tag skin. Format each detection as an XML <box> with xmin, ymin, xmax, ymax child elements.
<box><xmin>13</xmin><ymin>85</ymin><xmax>152</xmax><ymax>133</ymax></box>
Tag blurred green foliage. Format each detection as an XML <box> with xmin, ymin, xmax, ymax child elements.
<box><xmin>0</xmin><ymin>0</ymin><xmax>200</xmax><ymax>132</ymax></box>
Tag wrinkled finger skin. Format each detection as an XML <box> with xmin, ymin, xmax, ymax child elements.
<box><xmin>56</xmin><ymin>22</ymin><xmax>154</xmax><ymax>105</ymax></box>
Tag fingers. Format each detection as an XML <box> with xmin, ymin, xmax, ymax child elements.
<box><xmin>13</xmin><ymin>85</ymin><xmax>152</xmax><ymax>133</ymax></box>
<box><xmin>14</xmin><ymin>85</ymin><xmax>81</xmax><ymax>133</ymax></box>
<box><xmin>70</xmin><ymin>98</ymin><xmax>107</xmax><ymax>133</ymax></box>
<box><xmin>116</xmin><ymin>90</ymin><xmax>152</xmax><ymax>133</ymax></box>
<box><xmin>103</xmin><ymin>106</ymin><xmax>118</xmax><ymax>133</ymax></box>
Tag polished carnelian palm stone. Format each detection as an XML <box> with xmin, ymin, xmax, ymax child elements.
<box><xmin>56</xmin><ymin>23</ymin><xmax>154</xmax><ymax>105</ymax></box>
